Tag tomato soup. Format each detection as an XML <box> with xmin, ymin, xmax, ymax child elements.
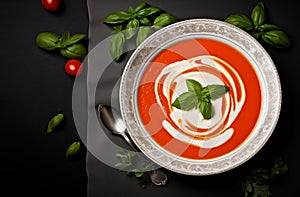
<box><xmin>137</xmin><ymin>38</ymin><xmax>262</xmax><ymax>160</ymax></box>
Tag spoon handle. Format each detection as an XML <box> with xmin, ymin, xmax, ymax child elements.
<box><xmin>121</xmin><ymin>132</ymin><xmax>138</xmax><ymax>151</ymax></box>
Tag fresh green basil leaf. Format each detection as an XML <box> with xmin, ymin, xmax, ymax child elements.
<box><xmin>204</xmin><ymin>85</ymin><xmax>230</xmax><ymax>100</ymax></box>
<box><xmin>57</xmin><ymin>31</ymin><xmax>71</xmax><ymax>48</ymax></box>
<box><xmin>60</xmin><ymin>43</ymin><xmax>87</xmax><ymax>59</ymax></box>
<box><xmin>128</xmin><ymin>6</ymin><xmax>135</xmax><ymax>15</ymax></box>
<box><xmin>251</xmin><ymin>2</ymin><xmax>265</xmax><ymax>27</ymax></box>
<box><xmin>69</xmin><ymin>34</ymin><xmax>86</xmax><ymax>45</ymax></box>
<box><xmin>153</xmin><ymin>13</ymin><xmax>178</xmax><ymax>29</ymax></box>
<box><xmin>65</xmin><ymin>142</ymin><xmax>81</xmax><ymax>158</ymax></box>
<box><xmin>136</xmin><ymin>26</ymin><xmax>152</xmax><ymax>46</ymax></box>
<box><xmin>36</xmin><ymin>32</ymin><xmax>60</xmax><ymax>50</ymax></box>
<box><xmin>139</xmin><ymin>17</ymin><xmax>152</xmax><ymax>26</ymax></box>
<box><xmin>137</xmin><ymin>7</ymin><xmax>161</xmax><ymax>18</ymax></box>
<box><xmin>104</xmin><ymin>11</ymin><xmax>132</xmax><ymax>24</ymax></box>
<box><xmin>199</xmin><ymin>87</ymin><xmax>211</xmax><ymax>101</ymax></box>
<box><xmin>125</xmin><ymin>19</ymin><xmax>139</xmax><ymax>39</ymax></box>
<box><xmin>186</xmin><ymin>79</ymin><xmax>202</xmax><ymax>95</ymax></box>
<box><xmin>258</xmin><ymin>24</ymin><xmax>279</xmax><ymax>32</ymax></box>
<box><xmin>198</xmin><ymin>101</ymin><xmax>212</xmax><ymax>119</ymax></box>
<box><xmin>172</xmin><ymin>92</ymin><xmax>198</xmax><ymax>111</ymax></box>
<box><xmin>261</xmin><ymin>30</ymin><xmax>290</xmax><ymax>48</ymax></box>
<box><xmin>47</xmin><ymin>113</ymin><xmax>64</xmax><ymax>133</ymax></box>
<box><xmin>270</xmin><ymin>156</ymin><xmax>288</xmax><ymax>178</ymax></box>
<box><xmin>135</xmin><ymin>2</ymin><xmax>149</xmax><ymax>12</ymax></box>
<box><xmin>109</xmin><ymin>32</ymin><xmax>125</xmax><ymax>62</ymax></box>
<box><xmin>225</xmin><ymin>14</ymin><xmax>253</xmax><ymax>31</ymax></box>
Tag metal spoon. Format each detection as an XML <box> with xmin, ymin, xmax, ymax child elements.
<box><xmin>98</xmin><ymin>104</ymin><xmax>168</xmax><ymax>186</ymax></box>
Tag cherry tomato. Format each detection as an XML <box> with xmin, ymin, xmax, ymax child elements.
<box><xmin>41</xmin><ymin>0</ymin><xmax>61</xmax><ymax>11</ymax></box>
<box><xmin>65</xmin><ymin>59</ymin><xmax>83</xmax><ymax>77</ymax></box>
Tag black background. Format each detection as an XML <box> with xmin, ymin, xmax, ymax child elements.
<box><xmin>2</xmin><ymin>0</ymin><xmax>300</xmax><ymax>196</ymax></box>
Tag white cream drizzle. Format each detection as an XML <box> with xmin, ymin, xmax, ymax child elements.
<box><xmin>154</xmin><ymin>55</ymin><xmax>246</xmax><ymax>149</ymax></box>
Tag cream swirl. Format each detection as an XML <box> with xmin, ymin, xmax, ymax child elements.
<box><xmin>154</xmin><ymin>55</ymin><xmax>246</xmax><ymax>149</ymax></box>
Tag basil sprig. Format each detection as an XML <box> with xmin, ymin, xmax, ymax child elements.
<box><xmin>172</xmin><ymin>79</ymin><xmax>230</xmax><ymax>119</ymax></box>
<box><xmin>225</xmin><ymin>2</ymin><xmax>290</xmax><ymax>48</ymax></box>
<box><xmin>36</xmin><ymin>31</ymin><xmax>87</xmax><ymax>59</ymax></box>
<box><xmin>104</xmin><ymin>2</ymin><xmax>178</xmax><ymax>62</ymax></box>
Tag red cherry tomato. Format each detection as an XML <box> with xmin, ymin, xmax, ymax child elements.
<box><xmin>41</xmin><ymin>0</ymin><xmax>61</xmax><ymax>11</ymax></box>
<box><xmin>65</xmin><ymin>59</ymin><xmax>83</xmax><ymax>77</ymax></box>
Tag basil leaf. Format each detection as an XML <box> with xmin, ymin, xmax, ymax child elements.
<box><xmin>109</xmin><ymin>32</ymin><xmax>125</xmax><ymax>62</ymax></box>
<box><xmin>137</xmin><ymin>7</ymin><xmax>161</xmax><ymax>18</ymax></box>
<box><xmin>128</xmin><ymin>6</ymin><xmax>135</xmax><ymax>15</ymax></box>
<box><xmin>199</xmin><ymin>87</ymin><xmax>211</xmax><ymax>102</ymax></box>
<box><xmin>47</xmin><ymin>113</ymin><xmax>64</xmax><ymax>133</ymax></box>
<box><xmin>36</xmin><ymin>32</ymin><xmax>60</xmax><ymax>50</ymax></box>
<box><xmin>57</xmin><ymin>31</ymin><xmax>71</xmax><ymax>48</ymax></box>
<box><xmin>104</xmin><ymin>11</ymin><xmax>132</xmax><ymax>24</ymax></box>
<box><xmin>135</xmin><ymin>2</ymin><xmax>149</xmax><ymax>12</ymax></box>
<box><xmin>153</xmin><ymin>13</ymin><xmax>178</xmax><ymax>29</ymax></box>
<box><xmin>186</xmin><ymin>79</ymin><xmax>202</xmax><ymax>95</ymax></box>
<box><xmin>65</xmin><ymin>142</ymin><xmax>81</xmax><ymax>158</ymax></box>
<box><xmin>204</xmin><ymin>85</ymin><xmax>230</xmax><ymax>100</ymax></box>
<box><xmin>251</xmin><ymin>2</ymin><xmax>265</xmax><ymax>27</ymax></box>
<box><xmin>60</xmin><ymin>43</ymin><xmax>87</xmax><ymax>59</ymax></box>
<box><xmin>225</xmin><ymin>14</ymin><xmax>253</xmax><ymax>31</ymax></box>
<box><xmin>125</xmin><ymin>19</ymin><xmax>139</xmax><ymax>39</ymax></box>
<box><xmin>261</xmin><ymin>30</ymin><xmax>290</xmax><ymax>48</ymax></box>
<box><xmin>270</xmin><ymin>156</ymin><xmax>288</xmax><ymax>178</ymax></box>
<box><xmin>136</xmin><ymin>26</ymin><xmax>152</xmax><ymax>46</ymax></box>
<box><xmin>172</xmin><ymin>92</ymin><xmax>198</xmax><ymax>111</ymax></box>
<box><xmin>139</xmin><ymin>17</ymin><xmax>152</xmax><ymax>26</ymax></box>
<box><xmin>69</xmin><ymin>34</ymin><xmax>86</xmax><ymax>45</ymax></box>
<box><xmin>253</xmin><ymin>32</ymin><xmax>264</xmax><ymax>39</ymax></box>
<box><xmin>198</xmin><ymin>101</ymin><xmax>212</xmax><ymax>119</ymax></box>
<box><xmin>258</xmin><ymin>24</ymin><xmax>279</xmax><ymax>32</ymax></box>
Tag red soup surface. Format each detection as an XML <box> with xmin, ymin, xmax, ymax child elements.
<box><xmin>137</xmin><ymin>38</ymin><xmax>262</xmax><ymax>160</ymax></box>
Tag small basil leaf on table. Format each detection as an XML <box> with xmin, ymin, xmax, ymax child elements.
<box><xmin>136</xmin><ymin>26</ymin><xmax>152</xmax><ymax>46</ymax></box>
<box><xmin>125</xmin><ymin>18</ymin><xmax>140</xmax><ymax>39</ymax></box>
<box><xmin>36</xmin><ymin>32</ymin><xmax>60</xmax><ymax>50</ymax></box>
<box><xmin>172</xmin><ymin>92</ymin><xmax>198</xmax><ymax>111</ymax></box>
<box><xmin>60</xmin><ymin>43</ymin><xmax>87</xmax><ymax>59</ymax></box>
<box><xmin>251</xmin><ymin>2</ymin><xmax>265</xmax><ymax>27</ymax></box>
<box><xmin>198</xmin><ymin>101</ymin><xmax>213</xmax><ymax>119</ymax></box>
<box><xmin>225</xmin><ymin>14</ymin><xmax>253</xmax><ymax>31</ymax></box>
<box><xmin>153</xmin><ymin>13</ymin><xmax>178</xmax><ymax>29</ymax></box>
<box><xmin>104</xmin><ymin>11</ymin><xmax>132</xmax><ymax>24</ymax></box>
<box><xmin>134</xmin><ymin>2</ymin><xmax>149</xmax><ymax>12</ymax></box>
<box><xmin>47</xmin><ymin>113</ymin><xmax>64</xmax><ymax>133</ymax></box>
<box><xmin>128</xmin><ymin>6</ymin><xmax>135</xmax><ymax>15</ymax></box>
<box><xmin>261</xmin><ymin>30</ymin><xmax>291</xmax><ymax>48</ymax></box>
<box><xmin>136</xmin><ymin>7</ymin><xmax>161</xmax><ymax>18</ymax></box>
<box><xmin>109</xmin><ymin>32</ymin><xmax>125</xmax><ymax>62</ymax></box>
<box><xmin>65</xmin><ymin>141</ymin><xmax>81</xmax><ymax>158</ymax></box>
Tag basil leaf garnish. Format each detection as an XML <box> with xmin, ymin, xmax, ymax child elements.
<box><xmin>136</xmin><ymin>26</ymin><xmax>152</xmax><ymax>46</ymax></box>
<box><xmin>109</xmin><ymin>32</ymin><xmax>125</xmax><ymax>62</ymax></box>
<box><xmin>137</xmin><ymin>7</ymin><xmax>161</xmax><ymax>18</ymax></box>
<box><xmin>261</xmin><ymin>30</ymin><xmax>291</xmax><ymax>48</ymax></box>
<box><xmin>125</xmin><ymin>19</ymin><xmax>139</xmax><ymax>39</ymax></box>
<box><xmin>225</xmin><ymin>14</ymin><xmax>253</xmax><ymax>31</ymax></box>
<box><xmin>104</xmin><ymin>11</ymin><xmax>132</xmax><ymax>24</ymax></box>
<box><xmin>251</xmin><ymin>2</ymin><xmax>265</xmax><ymax>27</ymax></box>
<box><xmin>153</xmin><ymin>13</ymin><xmax>178</xmax><ymax>29</ymax></box>
<box><xmin>134</xmin><ymin>2</ymin><xmax>149</xmax><ymax>12</ymax></box>
<box><xmin>172</xmin><ymin>79</ymin><xmax>230</xmax><ymax>119</ymax></box>
<box><xmin>172</xmin><ymin>92</ymin><xmax>198</xmax><ymax>111</ymax></box>
<box><xmin>198</xmin><ymin>101</ymin><xmax>213</xmax><ymax>120</ymax></box>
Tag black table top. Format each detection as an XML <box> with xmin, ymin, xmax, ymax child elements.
<box><xmin>2</xmin><ymin>0</ymin><xmax>300</xmax><ymax>196</ymax></box>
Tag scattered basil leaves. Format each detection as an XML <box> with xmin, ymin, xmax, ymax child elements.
<box><xmin>104</xmin><ymin>2</ymin><xmax>178</xmax><ymax>62</ymax></box>
<box><xmin>225</xmin><ymin>2</ymin><xmax>290</xmax><ymax>48</ymax></box>
<box><xmin>36</xmin><ymin>31</ymin><xmax>87</xmax><ymax>59</ymax></box>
